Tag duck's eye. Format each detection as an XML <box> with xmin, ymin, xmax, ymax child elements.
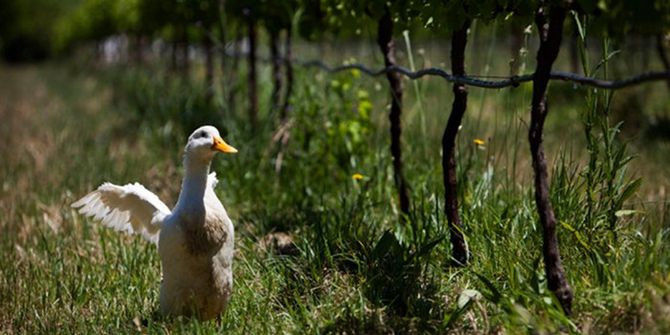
<box><xmin>198</xmin><ymin>131</ymin><xmax>207</xmax><ymax>138</ymax></box>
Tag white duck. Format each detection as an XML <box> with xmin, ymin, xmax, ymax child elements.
<box><xmin>72</xmin><ymin>125</ymin><xmax>238</xmax><ymax>320</ymax></box>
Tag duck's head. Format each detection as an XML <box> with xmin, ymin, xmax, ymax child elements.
<box><xmin>185</xmin><ymin>125</ymin><xmax>237</xmax><ymax>161</ymax></box>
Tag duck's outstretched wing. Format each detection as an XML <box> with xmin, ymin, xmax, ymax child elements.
<box><xmin>72</xmin><ymin>182</ymin><xmax>171</xmax><ymax>244</ymax></box>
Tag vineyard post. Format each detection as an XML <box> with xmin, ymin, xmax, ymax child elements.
<box><xmin>170</xmin><ymin>38</ymin><xmax>178</xmax><ymax>72</ymax></box>
<box><xmin>245</xmin><ymin>8</ymin><xmax>259</xmax><ymax>128</ymax></box>
<box><xmin>443</xmin><ymin>20</ymin><xmax>471</xmax><ymax>266</ymax></box>
<box><xmin>217</xmin><ymin>0</ymin><xmax>227</xmax><ymax>111</ymax></box>
<box><xmin>269</xmin><ymin>30</ymin><xmax>283</xmax><ymax>112</ymax></box>
<box><xmin>281</xmin><ymin>29</ymin><xmax>294</xmax><ymax>120</ymax></box>
<box><xmin>180</xmin><ymin>24</ymin><xmax>190</xmax><ymax>76</ymax></box>
<box><xmin>131</xmin><ymin>35</ymin><xmax>144</xmax><ymax>65</ymax></box>
<box><xmin>529</xmin><ymin>4</ymin><xmax>573</xmax><ymax>315</ymax></box>
<box><xmin>227</xmin><ymin>28</ymin><xmax>242</xmax><ymax>116</ymax></box>
<box><xmin>377</xmin><ymin>7</ymin><xmax>410</xmax><ymax>216</ymax></box>
<box><xmin>204</xmin><ymin>25</ymin><xmax>215</xmax><ymax>104</ymax></box>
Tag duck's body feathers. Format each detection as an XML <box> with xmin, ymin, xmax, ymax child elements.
<box><xmin>159</xmin><ymin>177</ymin><xmax>233</xmax><ymax>319</ymax></box>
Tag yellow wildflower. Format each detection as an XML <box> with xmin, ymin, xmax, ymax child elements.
<box><xmin>352</xmin><ymin>173</ymin><xmax>364</xmax><ymax>180</ymax></box>
<box><xmin>473</xmin><ymin>138</ymin><xmax>485</xmax><ymax>146</ymax></box>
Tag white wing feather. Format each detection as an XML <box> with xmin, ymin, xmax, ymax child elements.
<box><xmin>72</xmin><ymin>182</ymin><xmax>171</xmax><ymax>244</ymax></box>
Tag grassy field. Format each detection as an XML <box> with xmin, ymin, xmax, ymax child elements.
<box><xmin>1</xmin><ymin>36</ymin><xmax>670</xmax><ymax>334</ymax></box>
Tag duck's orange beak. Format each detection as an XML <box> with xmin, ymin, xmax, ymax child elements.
<box><xmin>212</xmin><ymin>136</ymin><xmax>238</xmax><ymax>153</ymax></box>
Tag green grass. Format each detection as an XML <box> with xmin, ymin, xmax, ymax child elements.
<box><xmin>1</xmin><ymin>37</ymin><xmax>670</xmax><ymax>334</ymax></box>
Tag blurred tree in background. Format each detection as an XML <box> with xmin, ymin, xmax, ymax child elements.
<box><xmin>0</xmin><ymin>0</ymin><xmax>79</xmax><ymax>62</ymax></box>
<box><xmin>1</xmin><ymin>0</ymin><xmax>668</xmax><ymax>64</ymax></box>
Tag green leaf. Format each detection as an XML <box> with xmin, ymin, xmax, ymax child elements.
<box><xmin>371</xmin><ymin>230</ymin><xmax>399</xmax><ymax>260</ymax></box>
<box><xmin>619</xmin><ymin>178</ymin><xmax>642</xmax><ymax>203</ymax></box>
<box><xmin>414</xmin><ymin>236</ymin><xmax>445</xmax><ymax>258</ymax></box>
<box><xmin>473</xmin><ymin>272</ymin><xmax>501</xmax><ymax>303</ymax></box>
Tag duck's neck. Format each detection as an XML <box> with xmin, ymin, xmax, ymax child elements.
<box><xmin>175</xmin><ymin>154</ymin><xmax>211</xmax><ymax>212</ymax></box>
